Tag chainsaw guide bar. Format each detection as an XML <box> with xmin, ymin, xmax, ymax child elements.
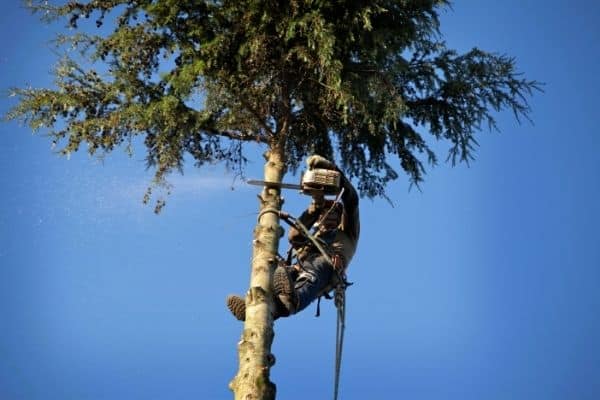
<box><xmin>246</xmin><ymin>168</ymin><xmax>341</xmax><ymax>195</ymax></box>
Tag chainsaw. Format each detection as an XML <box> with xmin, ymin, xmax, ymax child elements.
<box><xmin>247</xmin><ymin>168</ymin><xmax>341</xmax><ymax>196</ymax></box>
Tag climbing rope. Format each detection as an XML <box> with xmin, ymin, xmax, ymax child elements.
<box><xmin>279</xmin><ymin>212</ymin><xmax>334</xmax><ymax>265</ymax></box>
<box><xmin>257</xmin><ymin>207</ymin><xmax>281</xmax><ymax>222</ymax></box>
<box><xmin>333</xmin><ymin>281</ymin><xmax>346</xmax><ymax>400</ymax></box>
<box><xmin>279</xmin><ymin>208</ymin><xmax>350</xmax><ymax>400</ymax></box>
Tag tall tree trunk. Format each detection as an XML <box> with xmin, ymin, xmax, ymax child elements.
<box><xmin>229</xmin><ymin>144</ymin><xmax>285</xmax><ymax>400</ymax></box>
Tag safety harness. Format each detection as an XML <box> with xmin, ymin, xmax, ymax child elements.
<box><xmin>278</xmin><ymin>192</ymin><xmax>351</xmax><ymax>400</ymax></box>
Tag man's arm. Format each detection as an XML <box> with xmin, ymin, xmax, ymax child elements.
<box><xmin>339</xmin><ymin>173</ymin><xmax>360</xmax><ymax>242</ymax></box>
<box><xmin>306</xmin><ymin>155</ymin><xmax>360</xmax><ymax>241</ymax></box>
<box><xmin>287</xmin><ymin>205</ymin><xmax>321</xmax><ymax>248</ymax></box>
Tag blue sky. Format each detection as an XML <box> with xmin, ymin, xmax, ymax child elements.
<box><xmin>1</xmin><ymin>1</ymin><xmax>599</xmax><ymax>399</ymax></box>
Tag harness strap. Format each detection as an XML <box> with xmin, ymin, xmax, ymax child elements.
<box><xmin>280</xmin><ymin>212</ymin><xmax>334</xmax><ymax>265</ymax></box>
<box><xmin>315</xmin><ymin>296</ymin><xmax>321</xmax><ymax>317</ymax></box>
<box><xmin>315</xmin><ymin>187</ymin><xmax>346</xmax><ymax>231</ymax></box>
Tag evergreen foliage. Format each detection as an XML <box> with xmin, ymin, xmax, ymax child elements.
<box><xmin>7</xmin><ymin>0</ymin><xmax>539</xmax><ymax>203</ymax></box>
<box><xmin>5</xmin><ymin>2</ymin><xmax>541</xmax><ymax>398</ymax></box>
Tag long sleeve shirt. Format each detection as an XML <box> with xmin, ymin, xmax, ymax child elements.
<box><xmin>288</xmin><ymin>169</ymin><xmax>360</xmax><ymax>268</ymax></box>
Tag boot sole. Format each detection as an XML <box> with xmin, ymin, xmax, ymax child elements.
<box><xmin>273</xmin><ymin>267</ymin><xmax>297</xmax><ymax>315</ymax></box>
<box><xmin>226</xmin><ymin>295</ymin><xmax>246</xmax><ymax>321</ymax></box>
<box><xmin>273</xmin><ymin>267</ymin><xmax>294</xmax><ymax>296</ymax></box>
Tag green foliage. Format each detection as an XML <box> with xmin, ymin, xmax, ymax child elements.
<box><xmin>7</xmin><ymin>0</ymin><xmax>540</xmax><ymax>202</ymax></box>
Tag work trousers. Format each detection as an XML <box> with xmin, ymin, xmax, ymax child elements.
<box><xmin>295</xmin><ymin>253</ymin><xmax>334</xmax><ymax>313</ymax></box>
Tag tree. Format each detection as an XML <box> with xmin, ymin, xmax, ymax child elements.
<box><xmin>6</xmin><ymin>1</ymin><xmax>539</xmax><ymax>398</ymax></box>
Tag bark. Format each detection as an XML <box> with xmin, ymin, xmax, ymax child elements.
<box><xmin>229</xmin><ymin>144</ymin><xmax>285</xmax><ymax>400</ymax></box>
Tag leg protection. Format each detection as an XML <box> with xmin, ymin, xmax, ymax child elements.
<box><xmin>294</xmin><ymin>255</ymin><xmax>333</xmax><ymax>313</ymax></box>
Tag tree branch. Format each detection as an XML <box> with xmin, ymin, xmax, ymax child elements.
<box><xmin>239</xmin><ymin>97</ymin><xmax>276</xmax><ymax>138</ymax></box>
<box><xmin>204</xmin><ymin>126</ymin><xmax>269</xmax><ymax>144</ymax></box>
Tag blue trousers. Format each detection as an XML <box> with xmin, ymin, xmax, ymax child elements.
<box><xmin>295</xmin><ymin>253</ymin><xmax>334</xmax><ymax>313</ymax></box>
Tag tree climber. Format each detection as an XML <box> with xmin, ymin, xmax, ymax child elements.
<box><xmin>227</xmin><ymin>155</ymin><xmax>360</xmax><ymax>320</ymax></box>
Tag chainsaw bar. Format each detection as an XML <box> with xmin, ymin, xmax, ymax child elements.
<box><xmin>246</xmin><ymin>179</ymin><xmax>303</xmax><ymax>190</ymax></box>
<box><xmin>247</xmin><ymin>169</ymin><xmax>341</xmax><ymax>195</ymax></box>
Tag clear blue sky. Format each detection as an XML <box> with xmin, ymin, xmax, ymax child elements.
<box><xmin>1</xmin><ymin>1</ymin><xmax>599</xmax><ymax>399</ymax></box>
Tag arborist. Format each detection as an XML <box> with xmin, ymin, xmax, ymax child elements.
<box><xmin>227</xmin><ymin>155</ymin><xmax>360</xmax><ymax>321</ymax></box>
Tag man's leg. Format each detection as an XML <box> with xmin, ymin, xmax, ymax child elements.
<box><xmin>226</xmin><ymin>265</ymin><xmax>297</xmax><ymax>321</ymax></box>
<box><xmin>294</xmin><ymin>255</ymin><xmax>333</xmax><ymax>313</ymax></box>
<box><xmin>226</xmin><ymin>291</ymin><xmax>294</xmax><ymax>321</ymax></box>
<box><xmin>227</xmin><ymin>255</ymin><xmax>333</xmax><ymax>320</ymax></box>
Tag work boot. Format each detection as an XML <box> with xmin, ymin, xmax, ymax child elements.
<box><xmin>273</xmin><ymin>266</ymin><xmax>297</xmax><ymax>316</ymax></box>
<box><xmin>226</xmin><ymin>293</ymin><xmax>290</xmax><ymax>321</ymax></box>
<box><xmin>226</xmin><ymin>295</ymin><xmax>246</xmax><ymax>321</ymax></box>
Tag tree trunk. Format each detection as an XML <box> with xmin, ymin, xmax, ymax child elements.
<box><xmin>229</xmin><ymin>145</ymin><xmax>285</xmax><ymax>400</ymax></box>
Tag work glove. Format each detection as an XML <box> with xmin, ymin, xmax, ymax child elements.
<box><xmin>306</xmin><ymin>155</ymin><xmax>336</xmax><ymax>171</ymax></box>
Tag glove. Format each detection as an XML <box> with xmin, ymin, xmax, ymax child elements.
<box><xmin>306</xmin><ymin>155</ymin><xmax>336</xmax><ymax>171</ymax></box>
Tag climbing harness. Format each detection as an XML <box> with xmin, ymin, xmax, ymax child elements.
<box><xmin>278</xmin><ymin>207</ymin><xmax>351</xmax><ymax>400</ymax></box>
<box><xmin>279</xmin><ymin>211</ymin><xmax>334</xmax><ymax>265</ymax></box>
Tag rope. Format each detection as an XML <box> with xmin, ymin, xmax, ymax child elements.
<box><xmin>280</xmin><ymin>208</ymin><xmax>349</xmax><ymax>400</ymax></box>
<box><xmin>315</xmin><ymin>187</ymin><xmax>345</xmax><ymax>230</ymax></box>
<box><xmin>257</xmin><ymin>207</ymin><xmax>281</xmax><ymax>222</ymax></box>
<box><xmin>280</xmin><ymin>212</ymin><xmax>334</xmax><ymax>266</ymax></box>
<box><xmin>333</xmin><ymin>283</ymin><xmax>346</xmax><ymax>400</ymax></box>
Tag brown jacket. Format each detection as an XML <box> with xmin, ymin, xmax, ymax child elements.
<box><xmin>288</xmin><ymin>170</ymin><xmax>360</xmax><ymax>268</ymax></box>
